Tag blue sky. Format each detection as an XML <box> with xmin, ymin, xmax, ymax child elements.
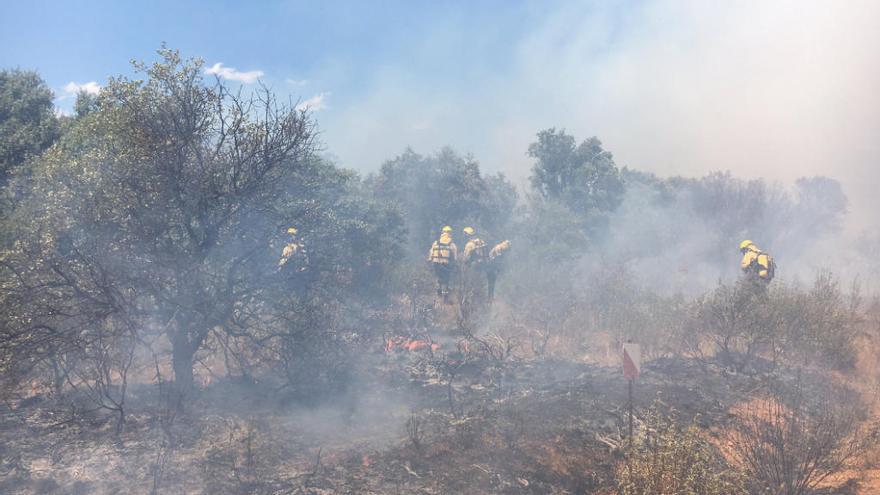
<box><xmin>1</xmin><ymin>1</ymin><xmax>544</xmax><ymax>111</ymax></box>
<box><xmin>2</xmin><ymin>1</ymin><xmax>879</xmax><ymax>227</ymax></box>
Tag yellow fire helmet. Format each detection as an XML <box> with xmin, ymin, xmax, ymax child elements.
<box><xmin>287</xmin><ymin>227</ymin><xmax>298</xmax><ymax>235</ymax></box>
<box><xmin>739</xmin><ymin>239</ymin><xmax>753</xmax><ymax>251</ymax></box>
<box><xmin>441</xmin><ymin>225</ymin><xmax>453</xmax><ymax>233</ymax></box>
<box><xmin>463</xmin><ymin>226</ymin><xmax>475</xmax><ymax>236</ymax></box>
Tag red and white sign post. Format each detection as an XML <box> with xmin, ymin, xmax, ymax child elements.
<box><xmin>622</xmin><ymin>343</ymin><xmax>641</xmax><ymax>447</ymax></box>
<box><xmin>623</xmin><ymin>343</ymin><xmax>641</xmax><ymax>380</ymax></box>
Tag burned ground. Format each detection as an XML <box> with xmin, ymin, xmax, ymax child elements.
<box><xmin>3</xmin><ymin>331</ymin><xmax>875</xmax><ymax>495</ymax></box>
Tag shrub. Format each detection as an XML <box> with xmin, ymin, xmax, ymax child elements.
<box><xmin>728</xmin><ymin>379</ymin><xmax>871</xmax><ymax>495</ymax></box>
<box><xmin>617</xmin><ymin>409</ymin><xmax>745</xmax><ymax>495</ymax></box>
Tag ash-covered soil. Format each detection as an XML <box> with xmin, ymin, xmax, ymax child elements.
<box><xmin>2</xmin><ymin>348</ymin><xmax>831</xmax><ymax>495</ymax></box>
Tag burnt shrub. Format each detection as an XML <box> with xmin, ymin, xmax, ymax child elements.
<box><xmin>616</xmin><ymin>408</ymin><xmax>745</xmax><ymax>495</ymax></box>
<box><xmin>728</xmin><ymin>379</ymin><xmax>872</xmax><ymax>495</ymax></box>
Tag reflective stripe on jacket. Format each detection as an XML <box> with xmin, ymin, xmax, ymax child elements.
<box><xmin>428</xmin><ymin>234</ymin><xmax>457</xmax><ymax>264</ymax></box>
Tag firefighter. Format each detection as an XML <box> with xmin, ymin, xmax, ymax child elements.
<box><xmin>278</xmin><ymin>227</ymin><xmax>307</xmax><ymax>271</ymax></box>
<box><xmin>461</xmin><ymin>226</ymin><xmax>491</xmax><ymax>300</ymax></box>
<box><xmin>486</xmin><ymin>239</ymin><xmax>511</xmax><ymax>302</ymax></box>
<box><xmin>461</xmin><ymin>227</ymin><xmax>488</xmax><ymax>265</ymax></box>
<box><xmin>427</xmin><ymin>226</ymin><xmax>457</xmax><ymax>303</ymax></box>
<box><xmin>739</xmin><ymin>239</ymin><xmax>775</xmax><ymax>284</ymax></box>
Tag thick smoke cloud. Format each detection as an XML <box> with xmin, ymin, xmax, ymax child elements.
<box><xmin>322</xmin><ymin>1</ymin><xmax>880</xmax><ymax>230</ymax></box>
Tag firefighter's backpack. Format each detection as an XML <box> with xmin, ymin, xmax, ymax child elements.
<box><xmin>757</xmin><ymin>252</ymin><xmax>776</xmax><ymax>281</ymax></box>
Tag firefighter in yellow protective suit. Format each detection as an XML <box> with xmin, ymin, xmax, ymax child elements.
<box><xmin>461</xmin><ymin>227</ymin><xmax>488</xmax><ymax>265</ymax></box>
<box><xmin>486</xmin><ymin>239</ymin><xmax>510</xmax><ymax>302</ymax></box>
<box><xmin>739</xmin><ymin>240</ymin><xmax>775</xmax><ymax>284</ymax></box>
<box><xmin>461</xmin><ymin>227</ymin><xmax>490</xmax><ymax>299</ymax></box>
<box><xmin>278</xmin><ymin>227</ymin><xmax>307</xmax><ymax>270</ymax></box>
<box><xmin>427</xmin><ymin>226</ymin><xmax>458</xmax><ymax>302</ymax></box>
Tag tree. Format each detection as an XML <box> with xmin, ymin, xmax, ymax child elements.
<box><xmin>0</xmin><ymin>69</ymin><xmax>60</xmax><ymax>186</ymax></box>
<box><xmin>792</xmin><ymin>176</ymin><xmax>847</xmax><ymax>237</ymax></box>
<box><xmin>0</xmin><ymin>48</ymin><xmax>401</xmax><ymax>404</ymax></box>
<box><xmin>605</xmin><ymin>170</ymin><xmax>849</xmax><ymax>284</ymax></box>
<box><xmin>73</xmin><ymin>90</ymin><xmax>101</xmax><ymax>118</ymax></box>
<box><xmin>528</xmin><ymin>128</ymin><xmax>624</xmax><ymax>219</ymax></box>
<box><xmin>369</xmin><ymin>146</ymin><xmax>517</xmax><ymax>257</ymax></box>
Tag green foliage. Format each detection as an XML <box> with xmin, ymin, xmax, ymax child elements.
<box><xmin>0</xmin><ymin>69</ymin><xmax>60</xmax><ymax>185</ymax></box>
<box><xmin>0</xmin><ymin>47</ymin><xmax>403</xmax><ymax>396</ymax></box>
<box><xmin>528</xmin><ymin>128</ymin><xmax>624</xmax><ymax>218</ymax></box>
<box><xmin>617</xmin><ymin>409</ymin><xmax>745</xmax><ymax>495</ymax></box>
<box><xmin>73</xmin><ymin>90</ymin><xmax>101</xmax><ymax>118</ymax></box>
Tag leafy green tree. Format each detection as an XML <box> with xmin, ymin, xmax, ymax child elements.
<box><xmin>0</xmin><ymin>69</ymin><xmax>60</xmax><ymax>185</ymax></box>
<box><xmin>73</xmin><ymin>90</ymin><xmax>101</xmax><ymax>118</ymax></box>
<box><xmin>0</xmin><ymin>48</ymin><xmax>402</xmax><ymax>401</ymax></box>
<box><xmin>528</xmin><ymin>128</ymin><xmax>624</xmax><ymax>219</ymax></box>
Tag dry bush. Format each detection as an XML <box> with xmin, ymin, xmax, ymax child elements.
<box><xmin>728</xmin><ymin>380</ymin><xmax>872</xmax><ymax>495</ymax></box>
<box><xmin>588</xmin><ymin>268</ymin><xmax>690</xmax><ymax>359</ymax></box>
<box><xmin>771</xmin><ymin>272</ymin><xmax>861</xmax><ymax>370</ymax></box>
<box><xmin>691</xmin><ymin>279</ymin><xmax>775</xmax><ymax>372</ymax></box>
<box><xmin>201</xmin><ymin>418</ymin><xmax>283</xmax><ymax>494</ymax></box>
<box><xmin>501</xmin><ymin>262</ymin><xmax>689</xmax><ymax>362</ymax></box>
<box><xmin>499</xmin><ymin>261</ymin><xmax>581</xmax><ymax>357</ymax></box>
<box><xmin>406</xmin><ymin>412</ymin><xmax>425</xmax><ymax>453</ymax></box>
<box><xmin>692</xmin><ymin>273</ymin><xmax>860</xmax><ymax>372</ymax></box>
<box><xmin>617</xmin><ymin>409</ymin><xmax>746</xmax><ymax>495</ymax></box>
<box><xmin>455</xmin><ymin>267</ymin><xmax>490</xmax><ymax>335</ymax></box>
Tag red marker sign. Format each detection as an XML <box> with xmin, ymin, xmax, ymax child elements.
<box><xmin>623</xmin><ymin>343</ymin><xmax>641</xmax><ymax>380</ymax></box>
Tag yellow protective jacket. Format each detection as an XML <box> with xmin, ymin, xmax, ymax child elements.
<box><xmin>278</xmin><ymin>240</ymin><xmax>308</xmax><ymax>271</ymax></box>
<box><xmin>740</xmin><ymin>245</ymin><xmax>773</xmax><ymax>280</ymax></box>
<box><xmin>279</xmin><ymin>242</ymin><xmax>302</xmax><ymax>266</ymax></box>
<box><xmin>462</xmin><ymin>238</ymin><xmax>488</xmax><ymax>264</ymax></box>
<box><xmin>489</xmin><ymin>240</ymin><xmax>511</xmax><ymax>260</ymax></box>
<box><xmin>428</xmin><ymin>233</ymin><xmax>457</xmax><ymax>264</ymax></box>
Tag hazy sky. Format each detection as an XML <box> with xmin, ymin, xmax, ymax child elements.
<box><xmin>2</xmin><ymin>0</ymin><xmax>878</xmax><ymax>227</ymax></box>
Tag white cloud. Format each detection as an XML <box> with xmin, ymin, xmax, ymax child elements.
<box><xmin>296</xmin><ymin>92</ymin><xmax>329</xmax><ymax>112</ymax></box>
<box><xmin>204</xmin><ymin>62</ymin><xmax>264</xmax><ymax>84</ymax></box>
<box><xmin>57</xmin><ymin>81</ymin><xmax>101</xmax><ymax>101</ymax></box>
<box><xmin>286</xmin><ymin>78</ymin><xmax>308</xmax><ymax>86</ymax></box>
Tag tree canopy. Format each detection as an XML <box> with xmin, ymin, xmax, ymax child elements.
<box><xmin>528</xmin><ymin>128</ymin><xmax>624</xmax><ymax>217</ymax></box>
<box><xmin>0</xmin><ymin>69</ymin><xmax>60</xmax><ymax>185</ymax></box>
<box><xmin>369</xmin><ymin>146</ymin><xmax>517</xmax><ymax>256</ymax></box>
<box><xmin>0</xmin><ymin>49</ymin><xmax>403</xmax><ymax>399</ymax></box>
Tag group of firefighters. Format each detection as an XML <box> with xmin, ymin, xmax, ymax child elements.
<box><xmin>279</xmin><ymin>225</ymin><xmax>775</xmax><ymax>305</ymax></box>
<box><xmin>427</xmin><ymin>226</ymin><xmax>510</xmax><ymax>303</ymax></box>
<box><xmin>425</xmin><ymin>231</ymin><xmax>775</xmax><ymax>303</ymax></box>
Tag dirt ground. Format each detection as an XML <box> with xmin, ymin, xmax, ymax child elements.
<box><xmin>2</xmin><ymin>318</ymin><xmax>879</xmax><ymax>494</ymax></box>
